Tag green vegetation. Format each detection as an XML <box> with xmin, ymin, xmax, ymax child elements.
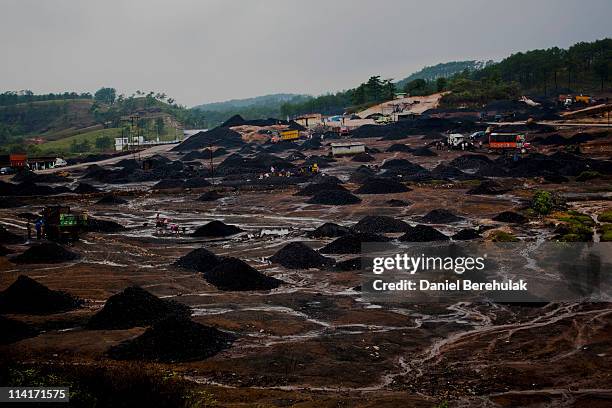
<box><xmin>598</xmin><ymin>209</ymin><xmax>612</xmax><ymax>223</ymax></box>
<box><xmin>395</xmin><ymin>60</ymin><xmax>492</xmax><ymax>89</ymax></box>
<box><xmin>575</xmin><ymin>170</ymin><xmax>602</xmax><ymax>182</ymax></box>
<box><xmin>490</xmin><ymin>231</ymin><xmax>519</xmax><ymax>242</ymax></box>
<box><xmin>280</xmin><ymin>75</ymin><xmax>395</xmax><ymax>117</ymax></box>
<box><xmin>0</xmin><ymin>90</ymin><xmax>91</xmax><ymax>107</ymax></box>
<box><xmin>531</xmin><ymin>190</ymin><xmax>555</xmax><ymax>215</ymax></box>
<box><xmin>553</xmin><ymin>210</ymin><xmax>594</xmax><ymax>242</ymax></box>
<box><xmin>38</xmin><ymin>128</ymin><xmax>121</xmax><ymax>155</ymax></box>
<box><xmin>599</xmin><ymin>224</ymin><xmax>612</xmax><ymax>242</ymax></box>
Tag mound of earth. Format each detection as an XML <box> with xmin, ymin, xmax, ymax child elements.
<box><xmin>0</xmin><ymin>275</ymin><xmax>82</xmax><ymax>314</ymax></box>
<box><xmin>269</xmin><ymin>242</ymin><xmax>334</xmax><ymax>269</ymax></box>
<box><xmin>0</xmin><ymin>316</ymin><xmax>39</xmax><ymax>344</ymax></box>
<box><xmin>452</xmin><ymin>228</ymin><xmax>481</xmax><ymax>240</ymax></box>
<box><xmin>204</xmin><ymin>257</ymin><xmax>282</xmax><ymax>291</ymax></box>
<box><xmin>355</xmin><ymin>178</ymin><xmax>410</xmax><ymax>194</ymax></box>
<box><xmin>352</xmin><ymin>216</ymin><xmax>411</xmax><ymax>233</ymax></box>
<box><xmin>334</xmin><ymin>257</ymin><xmax>363</xmax><ymax>271</ymax></box>
<box><xmin>296</xmin><ymin>182</ymin><xmax>348</xmax><ymax>196</ymax></box>
<box><xmin>87</xmin><ymin>286</ymin><xmax>191</xmax><ymax>330</ymax></box>
<box><xmin>320</xmin><ymin>233</ymin><xmax>390</xmax><ymax>254</ymax></box>
<box><xmin>174</xmin><ymin>248</ymin><xmax>222</xmax><ymax>271</ymax></box>
<box><xmin>310</xmin><ymin>174</ymin><xmax>342</xmax><ymax>185</ymax></box>
<box><xmin>387</xmin><ymin>144</ymin><xmax>414</xmax><ymax>153</ymax></box>
<box><xmin>10</xmin><ymin>242</ymin><xmax>79</xmax><ymax>264</ymax></box>
<box><xmin>386</xmin><ymin>199</ymin><xmax>412</xmax><ymax>207</ymax></box>
<box><xmin>96</xmin><ymin>195</ymin><xmax>128</xmax><ymax>205</ymax></box>
<box><xmin>84</xmin><ymin>217</ymin><xmax>125</xmax><ymax>233</ymax></box>
<box><xmin>399</xmin><ymin>225</ymin><xmax>449</xmax><ymax>242</ymax></box>
<box><xmin>419</xmin><ymin>209</ymin><xmax>464</xmax><ymax>224</ymax></box>
<box><xmin>492</xmin><ymin>211</ymin><xmax>528</xmax><ymax>224</ymax></box>
<box><xmin>0</xmin><ymin>225</ymin><xmax>23</xmax><ymax>244</ymax></box>
<box><xmin>73</xmin><ymin>182</ymin><xmax>101</xmax><ymax>194</ymax></box>
<box><xmin>351</xmin><ymin>152</ymin><xmax>375</xmax><ymax>162</ymax></box>
<box><xmin>307</xmin><ymin>222</ymin><xmax>350</xmax><ymax>238</ymax></box>
<box><xmin>173</xmin><ymin>126</ymin><xmax>244</xmax><ymax>151</ymax></box>
<box><xmin>153</xmin><ymin>179</ymin><xmax>184</xmax><ymax>190</ymax></box>
<box><xmin>198</xmin><ymin>190</ymin><xmax>224</xmax><ymax>201</ymax></box>
<box><xmin>349</xmin><ymin>166</ymin><xmax>376</xmax><ymax>183</ymax></box>
<box><xmin>412</xmin><ymin>147</ymin><xmax>437</xmax><ymax>157</ymax></box>
<box><xmin>286</xmin><ymin>151</ymin><xmax>306</xmax><ymax>161</ymax></box>
<box><xmin>300</xmin><ymin>138</ymin><xmax>322</xmax><ymax>150</ymax></box>
<box><xmin>192</xmin><ymin>221</ymin><xmax>243</xmax><ymax>238</ymax></box>
<box><xmin>107</xmin><ymin>316</ymin><xmax>235</xmax><ymax>362</ymax></box>
<box><xmin>467</xmin><ymin>180</ymin><xmax>510</xmax><ymax>195</ymax></box>
<box><xmin>307</xmin><ymin>190</ymin><xmax>362</xmax><ymax>205</ymax></box>
<box><xmin>430</xmin><ymin>164</ymin><xmax>471</xmax><ymax>180</ymax></box>
<box><xmin>0</xmin><ymin>197</ymin><xmax>25</xmax><ymax>208</ymax></box>
<box><xmin>0</xmin><ymin>245</ymin><xmax>12</xmax><ymax>256</ymax></box>
<box><xmin>181</xmin><ymin>150</ymin><xmax>209</xmax><ymax>161</ymax></box>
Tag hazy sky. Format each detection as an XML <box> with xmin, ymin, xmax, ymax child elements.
<box><xmin>1</xmin><ymin>0</ymin><xmax>610</xmax><ymax>106</ymax></box>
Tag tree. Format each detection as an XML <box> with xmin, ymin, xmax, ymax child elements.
<box><xmin>403</xmin><ymin>79</ymin><xmax>428</xmax><ymax>95</ymax></box>
<box><xmin>95</xmin><ymin>135</ymin><xmax>113</xmax><ymax>151</ymax></box>
<box><xmin>155</xmin><ymin>117</ymin><xmax>165</xmax><ymax>137</ymax></box>
<box><xmin>94</xmin><ymin>87</ymin><xmax>116</xmax><ymax>105</ymax></box>
<box><xmin>436</xmin><ymin>77</ymin><xmax>447</xmax><ymax>92</ymax></box>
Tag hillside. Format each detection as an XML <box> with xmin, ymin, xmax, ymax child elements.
<box><xmin>193</xmin><ymin>93</ymin><xmax>308</xmax><ymax>112</ymax></box>
<box><xmin>395</xmin><ymin>60</ymin><xmax>493</xmax><ymax>89</ymax></box>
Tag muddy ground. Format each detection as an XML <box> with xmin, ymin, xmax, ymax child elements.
<box><xmin>1</xmin><ymin>129</ymin><xmax>612</xmax><ymax>407</ymax></box>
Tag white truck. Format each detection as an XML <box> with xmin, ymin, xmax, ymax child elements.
<box><xmin>446</xmin><ymin>133</ymin><xmax>474</xmax><ymax>150</ymax></box>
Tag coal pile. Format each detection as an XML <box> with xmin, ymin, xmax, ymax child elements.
<box><xmin>419</xmin><ymin>209</ymin><xmax>464</xmax><ymax>224</ymax></box>
<box><xmin>198</xmin><ymin>190</ymin><xmax>224</xmax><ymax>201</ymax></box>
<box><xmin>87</xmin><ymin>286</ymin><xmax>191</xmax><ymax>330</ymax></box>
<box><xmin>307</xmin><ymin>190</ymin><xmax>362</xmax><ymax>205</ymax></box>
<box><xmin>153</xmin><ymin>179</ymin><xmax>184</xmax><ymax>190</ymax></box>
<box><xmin>286</xmin><ymin>151</ymin><xmax>306</xmax><ymax>161</ymax></box>
<box><xmin>84</xmin><ymin>217</ymin><xmax>125</xmax><ymax>233</ymax></box>
<box><xmin>492</xmin><ymin>211</ymin><xmax>528</xmax><ymax>224</ymax></box>
<box><xmin>108</xmin><ymin>316</ymin><xmax>235</xmax><ymax>362</ymax></box>
<box><xmin>173</xmin><ymin>126</ymin><xmax>244</xmax><ymax>151</ymax></box>
<box><xmin>411</xmin><ymin>147</ymin><xmax>437</xmax><ymax>157</ymax></box>
<box><xmin>269</xmin><ymin>242</ymin><xmax>334</xmax><ymax>269</ymax></box>
<box><xmin>0</xmin><ymin>226</ymin><xmax>23</xmax><ymax>244</ymax></box>
<box><xmin>12</xmin><ymin>169</ymin><xmax>70</xmax><ymax>184</ymax></box>
<box><xmin>265</xmin><ymin>140</ymin><xmax>299</xmax><ymax>153</ymax></box>
<box><xmin>334</xmin><ymin>257</ymin><xmax>362</xmax><ymax>271</ymax></box>
<box><xmin>303</xmin><ymin>155</ymin><xmax>335</xmax><ymax>169</ymax></box>
<box><xmin>73</xmin><ymin>182</ymin><xmax>101</xmax><ymax>194</ymax></box>
<box><xmin>386</xmin><ymin>199</ymin><xmax>412</xmax><ymax>207</ymax></box>
<box><xmin>204</xmin><ymin>257</ymin><xmax>282</xmax><ymax>291</ymax></box>
<box><xmin>192</xmin><ymin>221</ymin><xmax>243</xmax><ymax>237</ymax></box>
<box><xmin>449</xmin><ymin>154</ymin><xmax>497</xmax><ymax>173</ymax></box>
<box><xmin>184</xmin><ymin>177</ymin><xmax>211</xmax><ymax>189</ymax></box>
<box><xmin>380</xmin><ymin>159</ymin><xmax>427</xmax><ymax>178</ymax></box>
<box><xmin>320</xmin><ymin>233</ymin><xmax>390</xmax><ymax>254</ymax></box>
<box><xmin>296</xmin><ymin>182</ymin><xmax>349</xmax><ymax>196</ymax></box>
<box><xmin>299</xmin><ymin>138</ymin><xmax>322</xmax><ymax>150</ymax></box>
<box><xmin>8</xmin><ymin>181</ymin><xmax>59</xmax><ymax>196</ymax></box>
<box><xmin>221</xmin><ymin>114</ymin><xmax>246</xmax><ymax>127</ymax></box>
<box><xmin>467</xmin><ymin>180</ymin><xmax>510</xmax><ymax>195</ymax></box>
<box><xmin>0</xmin><ymin>275</ymin><xmax>82</xmax><ymax>314</ymax></box>
<box><xmin>543</xmin><ymin>174</ymin><xmax>569</xmax><ymax>183</ymax></box>
<box><xmin>351</xmin><ymin>152</ymin><xmax>375</xmax><ymax>162</ymax></box>
<box><xmin>116</xmin><ymin>158</ymin><xmax>140</xmax><ymax>170</ymax></box>
<box><xmin>0</xmin><ymin>197</ymin><xmax>25</xmax><ymax>208</ymax></box>
<box><xmin>0</xmin><ymin>245</ymin><xmax>12</xmax><ymax>256</ymax></box>
<box><xmin>307</xmin><ymin>222</ymin><xmax>350</xmax><ymax>238</ymax></box>
<box><xmin>181</xmin><ymin>150</ymin><xmax>209</xmax><ymax>161</ymax></box>
<box><xmin>11</xmin><ymin>242</ymin><xmax>79</xmax><ymax>264</ymax></box>
<box><xmin>216</xmin><ymin>153</ymin><xmax>295</xmax><ymax>176</ymax></box>
<box><xmin>399</xmin><ymin>225</ymin><xmax>449</xmax><ymax>242</ymax></box>
<box><xmin>174</xmin><ymin>248</ymin><xmax>222</xmax><ymax>271</ymax></box>
<box><xmin>349</xmin><ymin>165</ymin><xmax>376</xmax><ymax>183</ymax></box>
<box><xmin>387</xmin><ymin>144</ymin><xmax>414</xmax><ymax>153</ymax></box>
<box><xmin>352</xmin><ymin>216</ymin><xmax>411</xmax><ymax>233</ymax></box>
<box><xmin>355</xmin><ymin>178</ymin><xmax>410</xmax><ymax>194</ymax></box>
<box><xmin>310</xmin><ymin>174</ymin><xmax>342</xmax><ymax>185</ymax></box>
<box><xmin>96</xmin><ymin>195</ymin><xmax>128</xmax><ymax>205</ymax></box>
<box><xmin>430</xmin><ymin>164</ymin><xmax>471</xmax><ymax>181</ymax></box>
<box><xmin>0</xmin><ymin>316</ymin><xmax>39</xmax><ymax>344</ymax></box>
<box><xmin>452</xmin><ymin>228</ymin><xmax>481</xmax><ymax>240</ymax></box>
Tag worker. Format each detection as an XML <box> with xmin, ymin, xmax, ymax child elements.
<box><xmin>35</xmin><ymin>218</ymin><xmax>43</xmax><ymax>240</ymax></box>
<box><xmin>311</xmin><ymin>163</ymin><xmax>319</xmax><ymax>173</ymax></box>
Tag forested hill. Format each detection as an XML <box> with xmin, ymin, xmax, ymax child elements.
<box><xmin>395</xmin><ymin>60</ymin><xmax>493</xmax><ymax>89</ymax></box>
<box><xmin>193</xmin><ymin>93</ymin><xmax>308</xmax><ymax>112</ymax></box>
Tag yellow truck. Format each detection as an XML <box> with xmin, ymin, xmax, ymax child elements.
<box><xmin>280</xmin><ymin>129</ymin><xmax>299</xmax><ymax>141</ymax></box>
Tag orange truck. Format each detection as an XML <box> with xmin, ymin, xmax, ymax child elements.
<box><xmin>488</xmin><ymin>133</ymin><xmax>529</xmax><ymax>153</ymax></box>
